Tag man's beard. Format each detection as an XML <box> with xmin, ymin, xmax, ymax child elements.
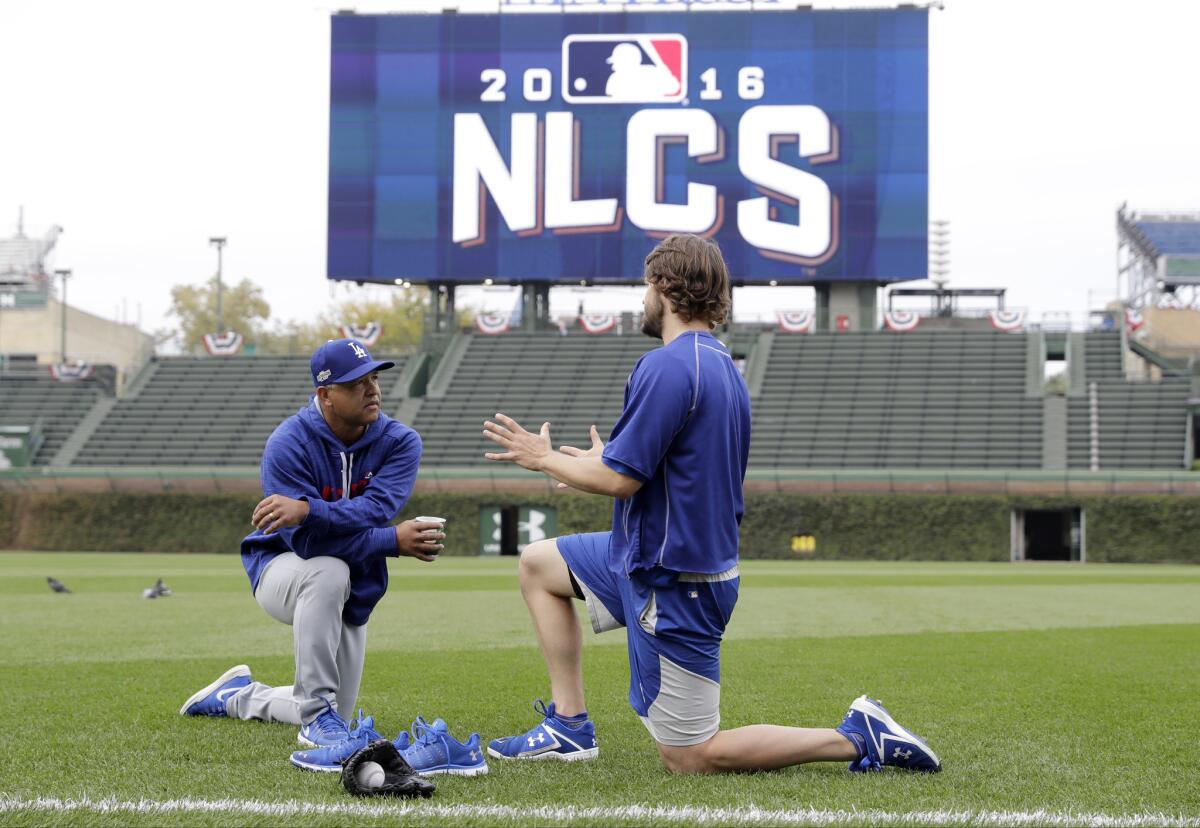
<box><xmin>642</xmin><ymin>294</ymin><xmax>664</xmax><ymax>339</ymax></box>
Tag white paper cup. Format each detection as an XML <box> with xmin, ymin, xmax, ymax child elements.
<box><xmin>414</xmin><ymin>516</ymin><xmax>446</xmax><ymax>555</ymax></box>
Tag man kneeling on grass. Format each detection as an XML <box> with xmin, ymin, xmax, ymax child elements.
<box><xmin>483</xmin><ymin>234</ymin><xmax>941</xmax><ymax>775</ymax></box>
<box><xmin>178</xmin><ymin>339</ymin><xmax>444</xmax><ymax>771</ymax></box>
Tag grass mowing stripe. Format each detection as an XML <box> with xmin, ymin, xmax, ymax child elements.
<box><xmin>4</xmin><ymin>555</ymin><xmax>1197</xmax><ymax>826</ymax></box>
<box><xmin>2</xmin><ymin>797</ymin><xmax>1197</xmax><ymax>827</ymax></box>
<box><xmin>6</xmin><ymin>556</ymin><xmax>1199</xmax><ymax>668</ymax></box>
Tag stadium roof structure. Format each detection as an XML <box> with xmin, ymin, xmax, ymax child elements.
<box><xmin>0</xmin><ymin>211</ymin><xmax>61</xmax><ymax>288</ymax></box>
<box><xmin>887</xmin><ymin>286</ymin><xmax>1005</xmax><ymax>317</ymax></box>
<box><xmin>1117</xmin><ymin>205</ymin><xmax>1200</xmax><ymax>310</ymax></box>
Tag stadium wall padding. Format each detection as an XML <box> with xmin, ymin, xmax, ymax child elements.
<box><xmin>1</xmin><ymin>492</ymin><xmax>1197</xmax><ymax>564</ymax></box>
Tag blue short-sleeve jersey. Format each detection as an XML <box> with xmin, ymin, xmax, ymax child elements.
<box><xmin>601</xmin><ymin>331</ymin><xmax>751</xmax><ymax>576</ymax></box>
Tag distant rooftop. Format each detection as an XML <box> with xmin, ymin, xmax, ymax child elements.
<box><xmin>0</xmin><ymin>215</ymin><xmax>61</xmax><ymax>284</ymax></box>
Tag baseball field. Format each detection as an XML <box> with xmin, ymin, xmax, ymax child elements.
<box><xmin>2</xmin><ymin>552</ymin><xmax>1198</xmax><ymax>827</ymax></box>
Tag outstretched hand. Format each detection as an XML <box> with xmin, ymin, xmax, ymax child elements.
<box><xmin>483</xmin><ymin>413</ymin><xmax>552</xmax><ymax>471</ymax></box>
<box><xmin>555</xmin><ymin>425</ymin><xmax>605</xmax><ymax>490</ymax></box>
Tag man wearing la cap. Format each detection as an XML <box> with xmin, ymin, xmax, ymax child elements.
<box><xmin>179</xmin><ymin>339</ymin><xmax>444</xmax><ymax>767</ymax></box>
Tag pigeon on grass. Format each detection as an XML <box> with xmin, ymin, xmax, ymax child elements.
<box><xmin>142</xmin><ymin>578</ymin><xmax>173</xmax><ymax>599</ymax></box>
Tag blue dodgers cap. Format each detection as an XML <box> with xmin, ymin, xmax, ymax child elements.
<box><xmin>310</xmin><ymin>339</ymin><xmax>395</xmax><ymax>387</ymax></box>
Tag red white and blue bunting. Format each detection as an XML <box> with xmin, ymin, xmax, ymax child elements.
<box><xmin>1124</xmin><ymin>308</ymin><xmax>1144</xmax><ymax>332</ymax></box>
<box><xmin>883</xmin><ymin>311</ymin><xmax>921</xmax><ymax>332</ymax></box>
<box><xmin>49</xmin><ymin>360</ymin><xmax>93</xmax><ymax>382</ymax></box>
<box><xmin>475</xmin><ymin>313</ymin><xmax>511</xmax><ymax>336</ymax></box>
<box><xmin>987</xmin><ymin>309</ymin><xmax>1026</xmax><ymax>332</ymax></box>
<box><xmin>776</xmin><ymin>310</ymin><xmax>814</xmax><ymax>334</ymax></box>
<box><xmin>339</xmin><ymin>322</ymin><xmax>381</xmax><ymax>348</ymax></box>
<box><xmin>579</xmin><ymin>313</ymin><xmax>617</xmax><ymax>335</ymax></box>
<box><xmin>202</xmin><ymin>331</ymin><xmax>244</xmax><ymax>356</ymax></box>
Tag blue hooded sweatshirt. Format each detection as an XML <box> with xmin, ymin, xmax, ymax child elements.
<box><xmin>240</xmin><ymin>398</ymin><xmax>422</xmax><ymax>626</ymax></box>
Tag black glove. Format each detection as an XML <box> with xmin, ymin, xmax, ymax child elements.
<box><xmin>341</xmin><ymin>740</ymin><xmax>435</xmax><ymax>799</ymax></box>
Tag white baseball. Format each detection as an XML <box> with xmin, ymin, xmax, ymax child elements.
<box><xmin>356</xmin><ymin>760</ymin><xmax>385</xmax><ymax>790</ymax></box>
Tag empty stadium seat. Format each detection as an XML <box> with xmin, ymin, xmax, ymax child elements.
<box><xmin>750</xmin><ymin>330</ymin><xmax>1044</xmax><ymax>469</ymax></box>
<box><xmin>1065</xmin><ymin>334</ymin><xmax>1190</xmax><ymax>469</ymax></box>
<box><xmin>414</xmin><ymin>332</ymin><xmax>657</xmax><ymax>466</ymax></box>
<box><xmin>0</xmin><ymin>368</ymin><xmax>110</xmax><ymax>465</ymax></box>
<box><xmin>72</xmin><ymin>355</ymin><xmax>407</xmax><ymax>467</ymax></box>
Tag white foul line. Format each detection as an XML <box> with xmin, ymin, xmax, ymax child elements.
<box><xmin>0</xmin><ymin>796</ymin><xmax>1197</xmax><ymax>827</ymax></box>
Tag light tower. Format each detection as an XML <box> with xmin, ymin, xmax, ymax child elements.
<box><xmin>929</xmin><ymin>220</ymin><xmax>950</xmax><ymax>288</ymax></box>
<box><xmin>928</xmin><ymin>220</ymin><xmax>951</xmax><ymax>316</ymax></box>
<box><xmin>209</xmin><ymin>237</ymin><xmax>227</xmax><ymax>332</ymax></box>
<box><xmin>54</xmin><ymin>269</ymin><xmax>71</xmax><ymax>361</ymax></box>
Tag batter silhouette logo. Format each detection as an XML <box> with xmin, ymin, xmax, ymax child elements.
<box><xmin>561</xmin><ymin>34</ymin><xmax>687</xmax><ymax>104</ymax></box>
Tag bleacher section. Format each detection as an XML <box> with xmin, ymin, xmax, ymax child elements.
<box><xmin>1066</xmin><ymin>331</ymin><xmax>1190</xmax><ymax>469</ymax></box>
<box><xmin>1083</xmin><ymin>331</ymin><xmax>1125</xmax><ymax>382</ymax></box>
<box><xmin>73</xmin><ymin>355</ymin><xmax>406</xmax><ymax>466</ymax></box>
<box><xmin>0</xmin><ymin>370</ymin><xmax>108</xmax><ymax>465</ymax></box>
<box><xmin>13</xmin><ymin>327</ymin><xmax>1190</xmax><ymax>471</ymax></box>
<box><xmin>751</xmin><ymin>331</ymin><xmax>1042</xmax><ymax>468</ymax></box>
<box><xmin>721</xmin><ymin>324</ymin><xmax>767</xmax><ymax>357</ymax></box>
<box><xmin>413</xmin><ymin>332</ymin><xmax>657</xmax><ymax>466</ymax></box>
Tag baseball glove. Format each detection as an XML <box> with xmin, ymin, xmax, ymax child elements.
<box><xmin>341</xmin><ymin>739</ymin><xmax>435</xmax><ymax>799</ymax></box>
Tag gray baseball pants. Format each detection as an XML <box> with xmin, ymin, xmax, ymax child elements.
<box><xmin>225</xmin><ymin>552</ymin><xmax>367</xmax><ymax>725</ymax></box>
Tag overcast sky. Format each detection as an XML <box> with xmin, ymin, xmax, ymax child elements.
<box><xmin>2</xmin><ymin>0</ymin><xmax>1197</xmax><ymax>335</ymax></box>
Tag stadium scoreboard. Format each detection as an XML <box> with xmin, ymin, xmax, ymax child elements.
<box><xmin>328</xmin><ymin>8</ymin><xmax>928</xmax><ymax>285</ymax></box>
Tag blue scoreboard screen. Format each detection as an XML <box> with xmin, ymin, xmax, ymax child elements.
<box><xmin>328</xmin><ymin>9</ymin><xmax>928</xmax><ymax>284</ymax></box>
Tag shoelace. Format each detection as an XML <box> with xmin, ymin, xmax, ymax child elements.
<box><xmin>408</xmin><ymin>716</ymin><xmax>439</xmax><ymax>749</ymax></box>
<box><xmin>348</xmin><ymin>709</ymin><xmax>375</xmax><ymax>736</ymax></box>
<box><xmin>310</xmin><ymin>703</ymin><xmax>348</xmax><ymax>741</ymax></box>
<box><xmin>533</xmin><ymin>698</ymin><xmax>588</xmax><ymax>731</ymax></box>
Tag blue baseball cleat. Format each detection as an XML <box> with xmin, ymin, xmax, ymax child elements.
<box><xmin>397</xmin><ymin>716</ymin><xmax>488</xmax><ymax>776</ymax></box>
<box><xmin>394</xmin><ymin>728</ymin><xmax>411</xmax><ymax>753</ymax></box>
<box><xmin>487</xmin><ymin>700</ymin><xmax>598</xmax><ymax>762</ymax></box>
<box><xmin>179</xmin><ymin>665</ymin><xmax>251</xmax><ymax>717</ymax></box>
<box><xmin>836</xmin><ymin>695</ymin><xmax>941</xmax><ymax>773</ymax></box>
<box><xmin>297</xmin><ymin>701</ymin><xmax>351</xmax><ymax>748</ymax></box>
<box><xmin>290</xmin><ymin>720</ymin><xmax>384</xmax><ymax>773</ymax></box>
<box><xmin>348</xmin><ymin>710</ymin><xmax>377</xmax><ymax>739</ymax></box>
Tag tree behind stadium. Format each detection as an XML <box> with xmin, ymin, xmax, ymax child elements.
<box><xmin>258</xmin><ymin>292</ymin><xmax>426</xmax><ymax>356</ymax></box>
<box><xmin>165</xmin><ymin>276</ymin><xmax>270</xmax><ymax>355</ymax></box>
<box><xmin>165</xmin><ymin>276</ymin><xmax>426</xmax><ymax>356</ymax></box>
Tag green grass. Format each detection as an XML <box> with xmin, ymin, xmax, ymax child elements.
<box><xmin>1</xmin><ymin>553</ymin><xmax>1198</xmax><ymax>827</ymax></box>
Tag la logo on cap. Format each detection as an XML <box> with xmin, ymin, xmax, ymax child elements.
<box><xmin>349</xmin><ymin>342</ymin><xmax>368</xmax><ymax>359</ymax></box>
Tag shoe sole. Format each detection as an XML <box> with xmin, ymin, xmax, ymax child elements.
<box><xmin>289</xmin><ymin>755</ymin><xmax>343</xmax><ymax>773</ymax></box>
<box><xmin>850</xmin><ymin>696</ymin><xmax>941</xmax><ymax>771</ymax></box>
<box><xmin>487</xmin><ymin>746</ymin><xmax>599</xmax><ymax>762</ymax></box>
<box><xmin>300</xmin><ymin>728</ymin><xmax>371</xmax><ymax>748</ymax></box>
<box><xmin>179</xmin><ymin>664</ymin><xmax>251</xmax><ymax>716</ymax></box>
<box><xmin>419</xmin><ymin>764</ymin><xmax>490</xmax><ymax>776</ymax></box>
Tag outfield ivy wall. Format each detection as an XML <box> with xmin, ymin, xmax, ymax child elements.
<box><xmin>1</xmin><ymin>491</ymin><xmax>1196</xmax><ymax>564</ymax></box>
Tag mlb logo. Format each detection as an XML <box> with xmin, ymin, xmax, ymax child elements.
<box><xmin>561</xmin><ymin>34</ymin><xmax>688</xmax><ymax>104</ymax></box>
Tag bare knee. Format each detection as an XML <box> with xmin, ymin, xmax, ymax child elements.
<box><xmin>518</xmin><ymin>539</ymin><xmax>570</xmax><ymax>595</ymax></box>
<box><xmin>657</xmin><ymin>738</ymin><xmax>721</xmax><ymax>775</ymax></box>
